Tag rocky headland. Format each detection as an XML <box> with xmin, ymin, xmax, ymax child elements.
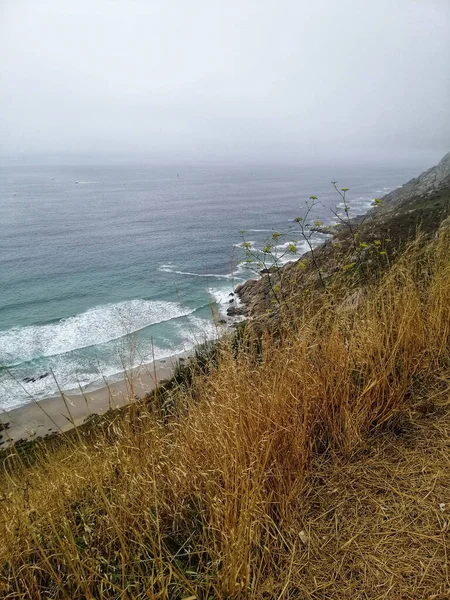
<box><xmin>235</xmin><ymin>152</ymin><xmax>450</xmax><ymax>323</ymax></box>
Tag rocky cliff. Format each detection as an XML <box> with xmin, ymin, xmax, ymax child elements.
<box><xmin>381</xmin><ymin>151</ymin><xmax>450</xmax><ymax>208</ymax></box>
<box><xmin>236</xmin><ymin>152</ymin><xmax>450</xmax><ymax>323</ymax></box>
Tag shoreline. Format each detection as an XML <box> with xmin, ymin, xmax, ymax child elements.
<box><xmin>0</xmin><ymin>351</ymin><xmax>192</xmax><ymax>447</ymax></box>
<box><xmin>0</xmin><ymin>171</ymin><xmax>401</xmax><ymax>449</ymax></box>
<box><xmin>0</xmin><ymin>178</ymin><xmax>386</xmax><ymax>450</ymax></box>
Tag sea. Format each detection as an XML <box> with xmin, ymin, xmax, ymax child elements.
<box><xmin>0</xmin><ymin>158</ymin><xmax>422</xmax><ymax>410</ymax></box>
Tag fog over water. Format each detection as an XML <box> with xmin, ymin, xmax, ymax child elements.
<box><xmin>1</xmin><ymin>0</ymin><xmax>449</xmax><ymax>164</ymax></box>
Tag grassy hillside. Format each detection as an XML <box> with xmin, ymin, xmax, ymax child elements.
<box><xmin>0</xmin><ymin>210</ymin><xmax>449</xmax><ymax>598</ymax></box>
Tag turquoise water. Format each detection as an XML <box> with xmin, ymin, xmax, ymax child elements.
<box><xmin>0</xmin><ymin>158</ymin><xmax>420</xmax><ymax>408</ymax></box>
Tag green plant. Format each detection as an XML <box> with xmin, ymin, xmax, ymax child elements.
<box><xmin>240</xmin><ymin>185</ymin><xmax>387</xmax><ymax>304</ymax></box>
<box><xmin>239</xmin><ymin>229</ymin><xmax>298</xmax><ymax>306</ymax></box>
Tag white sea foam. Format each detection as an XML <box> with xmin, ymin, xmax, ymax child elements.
<box><xmin>174</xmin><ymin>315</ymin><xmax>220</xmax><ymax>349</ymax></box>
<box><xmin>159</xmin><ymin>264</ymin><xmax>246</xmax><ymax>283</ymax></box>
<box><xmin>335</xmin><ymin>197</ymin><xmax>375</xmax><ymax>217</ymax></box>
<box><xmin>207</xmin><ymin>287</ymin><xmax>233</xmax><ymax>305</ymax></box>
<box><xmin>0</xmin><ymin>299</ymin><xmax>194</xmax><ymax>366</ymax></box>
<box><xmin>159</xmin><ymin>264</ymin><xmax>233</xmax><ymax>279</ymax></box>
<box><xmin>232</xmin><ymin>240</ymin><xmax>256</xmax><ymax>250</ymax></box>
<box><xmin>0</xmin><ymin>341</ymin><xmax>177</xmax><ymax>410</ymax></box>
<box><xmin>273</xmin><ymin>240</ymin><xmax>294</xmax><ymax>252</ymax></box>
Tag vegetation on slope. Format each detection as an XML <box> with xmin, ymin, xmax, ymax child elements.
<box><xmin>236</xmin><ymin>164</ymin><xmax>450</xmax><ymax>327</ymax></box>
<box><xmin>0</xmin><ymin>208</ymin><xmax>449</xmax><ymax>598</ymax></box>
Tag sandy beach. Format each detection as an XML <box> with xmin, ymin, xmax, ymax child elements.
<box><xmin>0</xmin><ymin>352</ymin><xmax>191</xmax><ymax>448</ymax></box>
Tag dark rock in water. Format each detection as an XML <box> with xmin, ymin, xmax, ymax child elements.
<box><xmin>23</xmin><ymin>372</ymin><xmax>50</xmax><ymax>383</ymax></box>
<box><xmin>229</xmin><ymin>292</ymin><xmax>234</xmax><ymax>296</ymax></box>
<box><xmin>227</xmin><ymin>306</ymin><xmax>245</xmax><ymax>317</ymax></box>
<box><xmin>179</xmin><ymin>357</ymin><xmax>185</xmax><ymax>362</ymax></box>
<box><xmin>218</xmin><ymin>319</ymin><xmax>227</xmax><ymax>324</ymax></box>
<box><xmin>229</xmin><ymin>298</ymin><xmax>234</xmax><ymax>303</ymax></box>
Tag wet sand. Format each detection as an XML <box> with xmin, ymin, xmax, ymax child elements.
<box><xmin>0</xmin><ymin>352</ymin><xmax>190</xmax><ymax>447</ymax></box>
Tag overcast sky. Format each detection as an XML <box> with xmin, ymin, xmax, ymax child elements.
<box><xmin>0</xmin><ymin>0</ymin><xmax>449</xmax><ymax>163</ymax></box>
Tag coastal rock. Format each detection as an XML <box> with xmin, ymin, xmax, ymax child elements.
<box><xmin>260</xmin><ymin>266</ymin><xmax>280</xmax><ymax>274</ymax></box>
<box><xmin>226</xmin><ymin>306</ymin><xmax>245</xmax><ymax>317</ymax></box>
<box><xmin>235</xmin><ymin>279</ymin><xmax>258</xmax><ymax>306</ymax></box>
<box><xmin>376</xmin><ymin>151</ymin><xmax>450</xmax><ymax>209</ymax></box>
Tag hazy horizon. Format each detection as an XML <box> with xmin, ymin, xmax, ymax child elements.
<box><xmin>1</xmin><ymin>0</ymin><xmax>449</xmax><ymax>165</ymax></box>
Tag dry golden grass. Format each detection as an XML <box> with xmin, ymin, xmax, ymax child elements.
<box><xmin>0</xmin><ymin>228</ymin><xmax>449</xmax><ymax>599</ymax></box>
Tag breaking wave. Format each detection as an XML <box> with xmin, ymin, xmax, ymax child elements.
<box><xmin>0</xmin><ymin>299</ymin><xmax>195</xmax><ymax>366</ymax></box>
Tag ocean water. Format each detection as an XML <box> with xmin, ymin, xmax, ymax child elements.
<box><xmin>0</xmin><ymin>158</ymin><xmax>420</xmax><ymax>409</ymax></box>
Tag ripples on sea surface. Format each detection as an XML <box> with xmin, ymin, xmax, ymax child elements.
<box><xmin>0</xmin><ymin>158</ymin><xmax>421</xmax><ymax>408</ymax></box>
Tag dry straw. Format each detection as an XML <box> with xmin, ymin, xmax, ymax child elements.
<box><xmin>0</xmin><ymin>228</ymin><xmax>449</xmax><ymax>598</ymax></box>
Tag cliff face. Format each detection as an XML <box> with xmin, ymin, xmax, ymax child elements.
<box><xmin>236</xmin><ymin>152</ymin><xmax>450</xmax><ymax>322</ymax></box>
<box><xmin>381</xmin><ymin>151</ymin><xmax>450</xmax><ymax>208</ymax></box>
<box><xmin>359</xmin><ymin>151</ymin><xmax>450</xmax><ymax>239</ymax></box>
